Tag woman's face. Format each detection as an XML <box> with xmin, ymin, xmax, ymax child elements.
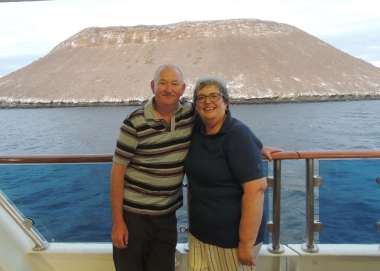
<box><xmin>195</xmin><ymin>84</ymin><xmax>227</xmax><ymax>124</ymax></box>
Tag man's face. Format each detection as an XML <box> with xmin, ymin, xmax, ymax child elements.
<box><xmin>151</xmin><ymin>68</ymin><xmax>186</xmax><ymax>108</ymax></box>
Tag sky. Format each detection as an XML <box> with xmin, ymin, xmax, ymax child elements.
<box><xmin>1</xmin><ymin>0</ymin><xmax>380</xmax><ymax>77</ymax></box>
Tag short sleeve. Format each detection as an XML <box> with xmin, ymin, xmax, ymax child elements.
<box><xmin>112</xmin><ymin>118</ymin><xmax>139</xmax><ymax>166</ymax></box>
<box><xmin>224</xmin><ymin>124</ymin><xmax>264</xmax><ymax>183</ymax></box>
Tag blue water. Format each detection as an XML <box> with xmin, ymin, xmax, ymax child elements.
<box><xmin>1</xmin><ymin>100</ymin><xmax>380</xmax><ymax>244</ymax></box>
<box><xmin>0</xmin><ymin>163</ymin><xmax>112</xmax><ymax>242</ymax></box>
<box><xmin>319</xmin><ymin>159</ymin><xmax>380</xmax><ymax>244</ymax></box>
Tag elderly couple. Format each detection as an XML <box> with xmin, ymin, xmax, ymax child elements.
<box><xmin>111</xmin><ymin>64</ymin><xmax>275</xmax><ymax>271</ymax></box>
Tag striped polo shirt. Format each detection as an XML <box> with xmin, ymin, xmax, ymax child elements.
<box><xmin>113</xmin><ymin>98</ymin><xmax>194</xmax><ymax>216</ymax></box>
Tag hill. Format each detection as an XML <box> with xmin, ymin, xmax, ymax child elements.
<box><xmin>1</xmin><ymin>19</ymin><xmax>380</xmax><ymax>106</ymax></box>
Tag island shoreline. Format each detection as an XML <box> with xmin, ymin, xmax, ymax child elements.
<box><xmin>1</xmin><ymin>94</ymin><xmax>380</xmax><ymax>109</ymax></box>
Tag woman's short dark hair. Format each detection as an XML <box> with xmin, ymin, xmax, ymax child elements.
<box><xmin>193</xmin><ymin>76</ymin><xmax>230</xmax><ymax>107</ymax></box>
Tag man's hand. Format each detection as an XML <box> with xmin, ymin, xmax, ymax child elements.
<box><xmin>112</xmin><ymin>221</ymin><xmax>129</xmax><ymax>248</ymax></box>
<box><xmin>238</xmin><ymin>241</ymin><xmax>256</xmax><ymax>266</ymax></box>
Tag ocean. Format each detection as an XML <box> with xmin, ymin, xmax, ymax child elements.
<box><xmin>0</xmin><ymin>100</ymin><xmax>379</xmax><ymax>244</ymax></box>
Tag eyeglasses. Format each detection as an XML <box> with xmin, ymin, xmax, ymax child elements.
<box><xmin>196</xmin><ymin>93</ymin><xmax>223</xmax><ymax>103</ymax></box>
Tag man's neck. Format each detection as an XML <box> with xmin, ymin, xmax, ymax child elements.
<box><xmin>153</xmin><ymin>100</ymin><xmax>178</xmax><ymax>116</ymax></box>
<box><xmin>153</xmin><ymin>100</ymin><xmax>178</xmax><ymax>123</ymax></box>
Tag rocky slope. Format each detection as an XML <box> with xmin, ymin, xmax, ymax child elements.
<box><xmin>1</xmin><ymin>19</ymin><xmax>380</xmax><ymax>106</ymax></box>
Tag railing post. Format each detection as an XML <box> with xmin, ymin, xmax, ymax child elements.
<box><xmin>180</xmin><ymin>182</ymin><xmax>189</xmax><ymax>235</ymax></box>
<box><xmin>267</xmin><ymin>159</ymin><xmax>284</xmax><ymax>253</ymax></box>
<box><xmin>302</xmin><ymin>158</ymin><xmax>322</xmax><ymax>252</ymax></box>
<box><xmin>0</xmin><ymin>191</ymin><xmax>48</xmax><ymax>251</ymax></box>
<box><xmin>377</xmin><ymin>176</ymin><xmax>380</xmax><ymax>249</ymax></box>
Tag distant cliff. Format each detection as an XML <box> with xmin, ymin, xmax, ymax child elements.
<box><xmin>1</xmin><ymin>19</ymin><xmax>380</xmax><ymax>107</ymax></box>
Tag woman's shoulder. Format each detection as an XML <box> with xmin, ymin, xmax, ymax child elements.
<box><xmin>226</xmin><ymin>117</ymin><xmax>262</xmax><ymax>148</ymax></box>
<box><xmin>228</xmin><ymin>117</ymin><xmax>252</xmax><ymax>135</ymax></box>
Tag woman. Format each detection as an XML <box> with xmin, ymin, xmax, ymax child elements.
<box><xmin>185</xmin><ymin>77</ymin><xmax>267</xmax><ymax>271</ymax></box>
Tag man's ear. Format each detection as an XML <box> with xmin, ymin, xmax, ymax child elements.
<box><xmin>150</xmin><ymin>80</ymin><xmax>155</xmax><ymax>94</ymax></box>
<box><xmin>180</xmin><ymin>83</ymin><xmax>186</xmax><ymax>94</ymax></box>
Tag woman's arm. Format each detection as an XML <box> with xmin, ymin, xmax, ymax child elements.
<box><xmin>238</xmin><ymin>178</ymin><xmax>267</xmax><ymax>266</ymax></box>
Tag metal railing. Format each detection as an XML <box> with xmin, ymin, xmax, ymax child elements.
<box><xmin>1</xmin><ymin>151</ymin><xmax>380</xmax><ymax>253</ymax></box>
<box><xmin>267</xmin><ymin>159</ymin><xmax>284</xmax><ymax>253</ymax></box>
<box><xmin>267</xmin><ymin>150</ymin><xmax>380</xmax><ymax>253</ymax></box>
<box><xmin>0</xmin><ymin>154</ymin><xmax>112</xmax><ymax>164</ymax></box>
<box><xmin>0</xmin><ymin>190</ymin><xmax>48</xmax><ymax>251</ymax></box>
<box><xmin>0</xmin><ymin>154</ymin><xmax>111</xmax><ymax>251</ymax></box>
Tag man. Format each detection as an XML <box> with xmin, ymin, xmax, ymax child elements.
<box><xmin>111</xmin><ymin>64</ymin><xmax>193</xmax><ymax>271</ymax></box>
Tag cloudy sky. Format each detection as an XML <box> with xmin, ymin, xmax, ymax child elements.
<box><xmin>1</xmin><ymin>0</ymin><xmax>380</xmax><ymax>77</ymax></box>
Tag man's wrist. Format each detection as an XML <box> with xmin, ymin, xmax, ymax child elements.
<box><xmin>112</xmin><ymin>215</ymin><xmax>125</xmax><ymax>226</ymax></box>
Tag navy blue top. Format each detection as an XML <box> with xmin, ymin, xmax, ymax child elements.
<box><xmin>185</xmin><ymin>112</ymin><xmax>266</xmax><ymax>248</ymax></box>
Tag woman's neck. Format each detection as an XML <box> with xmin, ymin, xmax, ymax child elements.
<box><xmin>204</xmin><ymin>115</ymin><xmax>226</xmax><ymax>135</ymax></box>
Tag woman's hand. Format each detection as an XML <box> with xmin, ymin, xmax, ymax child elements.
<box><xmin>261</xmin><ymin>146</ymin><xmax>282</xmax><ymax>161</ymax></box>
<box><xmin>238</xmin><ymin>241</ymin><xmax>256</xmax><ymax>266</ymax></box>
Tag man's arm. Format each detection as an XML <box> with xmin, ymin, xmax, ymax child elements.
<box><xmin>238</xmin><ymin>177</ymin><xmax>267</xmax><ymax>266</ymax></box>
<box><xmin>110</xmin><ymin>163</ymin><xmax>128</xmax><ymax>248</ymax></box>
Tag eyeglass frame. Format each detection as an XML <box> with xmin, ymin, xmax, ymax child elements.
<box><xmin>195</xmin><ymin>92</ymin><xmax>224</xmax><ymax>103</ymax></box>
